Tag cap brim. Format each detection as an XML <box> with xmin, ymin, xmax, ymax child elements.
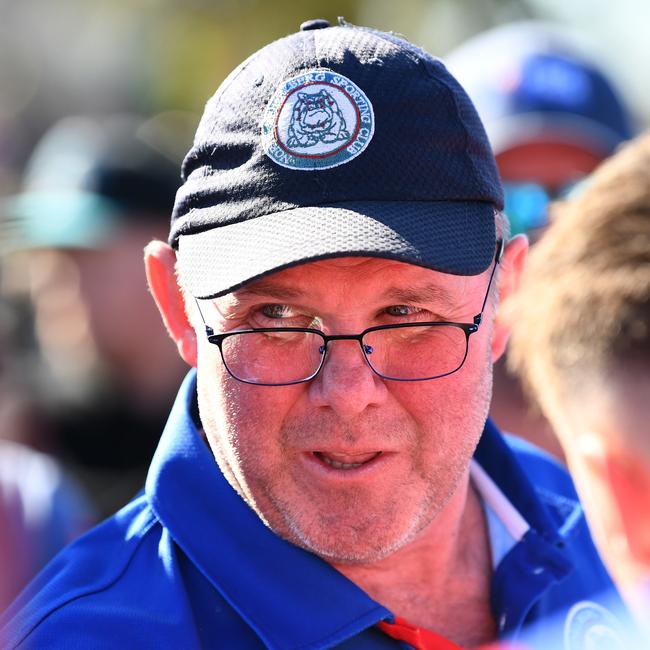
<box><xmin>176</xmin><ymin>201</ymin><xmax>496</xmax><ymax>299</ymax></box>
<box><xmin>2</xmin><ymin>191</ymin><xmax>121</xmax><ymax>252</ymax></box>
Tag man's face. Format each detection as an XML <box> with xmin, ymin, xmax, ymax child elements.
<box><xmin>192</xmin><ymin>257</ymin><xmax>496</xmax><ymax>564</ymax></box>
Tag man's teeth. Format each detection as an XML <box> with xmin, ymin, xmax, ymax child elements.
<box><xmin>321</xmin><ymin>456</ymin><xmax>364</xmax><ymax>470</ymax></box>
<box><xmin>316</xmin><ymin>452</ymin><xmax>380</xmax><ymax>469</ymax></box>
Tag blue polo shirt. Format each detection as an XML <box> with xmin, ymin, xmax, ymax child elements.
<box><xmin>1</xmin><ymin>371</ymin><xmax>626</xmax><ymax>649</ymax></box>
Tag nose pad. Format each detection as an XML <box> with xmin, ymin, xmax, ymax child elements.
<box><xmin>318</xmin><ymin>339</ymin><xmax>370</xmax><ymax>373</ymax></box>
<box><xmin>319</xmin><ymin>342</ymin><xmax>373</xmax><ymax>359</ymax></box>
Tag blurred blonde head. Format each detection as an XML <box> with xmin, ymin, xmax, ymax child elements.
<box><xmin>506</xmin><ymin>132</ymin><xmax>650</xmax><ymax>620</ymax></box>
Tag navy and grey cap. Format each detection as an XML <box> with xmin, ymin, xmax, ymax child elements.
<box><xmin>172</xmin><ymin>19</ymin><xmax>503</xmax><ymax>299</ymax></box>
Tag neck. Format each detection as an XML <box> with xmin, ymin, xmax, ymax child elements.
<box><xmin>332</xmin><ymin>471</ymin><xmax>496</xmax><ymax>646</ymax></box>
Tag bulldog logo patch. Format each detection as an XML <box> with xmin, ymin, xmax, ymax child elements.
<box><xmin>262</xmin><ymin>70</ymin><xmax>374</xmax><ymax>170</ymax></box>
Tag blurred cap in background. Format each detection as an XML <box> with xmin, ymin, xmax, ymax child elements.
<box><xmin>446</xmin><ymin>21</ymin><xmax>635</xmax><ymax>236</ymax></box>
<box><xmin>2</xmin><ymin>113</ymin><xmax>182</xmax><ymax>253</ymax></box>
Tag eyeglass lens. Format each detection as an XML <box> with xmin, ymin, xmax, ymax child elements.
<box><xmin>221</xmin><ymin>330</ymin><xmax>323</xmax><ymax>385</ymax></box>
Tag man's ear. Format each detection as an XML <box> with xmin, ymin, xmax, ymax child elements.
<box><xmin>144</xmin><ymin>240</ymin><xmax>197</xmax><ymax>367</ymax></box>
<box><xmin>492</xmin><ymin>234</ymin><xmax>529</xmax><ymax>363</ymax></box>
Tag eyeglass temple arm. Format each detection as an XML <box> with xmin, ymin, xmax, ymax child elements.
<box><xmin>474</xmin><ymin>238</ymin><xmax>505</xmax><ymax>326</ymax></box>
<box><xmin>193</xmin><ymin>298</ymin><xmax>214</xmax><ymax>336</ymax></box>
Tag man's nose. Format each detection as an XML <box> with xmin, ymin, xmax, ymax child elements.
<box><xmin>308</xmin><ymin>339</ymin><xmax>388</xmax><ymax>418</ymax></box>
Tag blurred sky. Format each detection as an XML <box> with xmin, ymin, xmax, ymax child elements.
<box><xmin>1</xmin><ymin>0</ymin><xmax>649</xmax><ymax>194</ymax></box>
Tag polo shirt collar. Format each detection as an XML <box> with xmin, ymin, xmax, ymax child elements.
<box><xmin>475</xmin><ymin>419</ymin><xmax>581</xmax><ymax>546</ymax></box>
<box><xmin>474</xmin><ymin>420</ymin><xmax>575</xmax><ymax>635</ymax></box>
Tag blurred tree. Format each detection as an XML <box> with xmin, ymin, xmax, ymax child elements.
<box><xmin>139</xmin><ymin>0</ymin><xmax>363</xmax><ymax>112</ymax></box>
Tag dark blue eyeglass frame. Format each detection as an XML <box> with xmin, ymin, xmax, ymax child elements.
<box><xmin>194</xmin><ymin>239</ymin><xmax>504</xmax><ymax>386</ymax></box>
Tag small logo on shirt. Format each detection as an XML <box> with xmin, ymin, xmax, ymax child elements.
<box><xmin>563</xmin><ymin>601</ymin><xmax>625</xmax><ymax>650</ymax></box>
<box><xmin>261</xmin><ymin>70</ymin><xmax>374</xmax><ymax>170</ymax></box>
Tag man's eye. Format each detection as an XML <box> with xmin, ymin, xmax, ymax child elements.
<box><xmin>260</xmin><ymin>304</ymin><xmax>294</xmax><ymax>319</ymax></box>
<box><xmin>385</xmin><ymin>305</ymin><xmax>418</xmax><ymax>317</ymax></box>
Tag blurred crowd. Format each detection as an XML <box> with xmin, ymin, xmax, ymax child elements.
<box><xmin>0</xmin><ymin>12</ymin><xmax>648</xmax><ymax>647</ymax></box>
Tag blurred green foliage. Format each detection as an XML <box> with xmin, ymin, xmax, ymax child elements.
<box><xmin>134</xmin><ymin>0</ymin><xmax>363</xmax><ymax>112</ymax></box>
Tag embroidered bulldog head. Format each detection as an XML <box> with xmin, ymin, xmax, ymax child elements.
<box><xmin>262</xmin><ymin>70</ymin><xmax>375</xmax><ymax>170</ymax></box>
<box><xmin>287</xmin><ymin>89</ymin><xmax>351</xmax><ymax>148</ymax></box>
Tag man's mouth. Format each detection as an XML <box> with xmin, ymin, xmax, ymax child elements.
<box><xmin>313</xmin><ymin>451</ymin><xmax>382</xmax><ymax>470</ymax></box>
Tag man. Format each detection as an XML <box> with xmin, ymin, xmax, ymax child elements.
<box><xmin>0</xmin><ymin>20</ymin><xmax>626</xmax><ymax>649</ymax></box>
<box><xmin>507</xmin><ymin>132</ymin><xmax>650</xmax><ymax>645</ymax></box>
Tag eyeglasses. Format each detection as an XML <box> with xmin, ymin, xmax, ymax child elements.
<box><xmin>194</xmin><ymin>240</ymin><xmax>504</xmax><ymax>386</ymax></box>
<box><xmin>503</xmin><ymin>179</ymin><xmax>585</xmax><ymax>236</ymax></box>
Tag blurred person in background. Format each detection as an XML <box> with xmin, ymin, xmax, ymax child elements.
<box><xmin>1</xmin><ymin>247</ymin><xmax>94</xmax><ymax>611</ymax></box>
<box><xmin>446</xmin><ymin>21</ymin><xmax>635</xmax><ymax>460</ymax></box>
<box><xmin>506</xmin><ymin>132</ymin><xmax>650</xmax><ymax>646</ymax></box>
<box><xmin>0</xmin><ymin>438</ymin><xmax>94</xmax><ymax>612</ymax></box>
<box><xmin>1</xmin><ymin>113</ymin><xmax>187</xmax><ymax>517</ymax></box>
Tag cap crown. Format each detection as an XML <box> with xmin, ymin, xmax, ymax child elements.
<box><xmin>170</xmin><ymin>24</ymin><xmax>502</xmax><ymax>244</ymax></box>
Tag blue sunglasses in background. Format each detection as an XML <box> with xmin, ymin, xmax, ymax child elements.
<box><xmin>503</xmin><ymin>179</ymin><xmax>587</xmax><ymax>236</ymax></box>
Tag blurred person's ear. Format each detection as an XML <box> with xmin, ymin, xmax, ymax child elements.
<box><xmin>144</xmin><ymin>240</ymin><xmax>197</xmax><ymax>368</ymax></box>
<box><xmin>491</xmin><ymin>234</ymin><xmax>528</xmax><ymax>363</ymax></box>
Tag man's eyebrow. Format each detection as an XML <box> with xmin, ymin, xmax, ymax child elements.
<box><xmin>383</xmin><ymin>284</ymin><xmax>456</xmax><ymax>306</ymax></box>
<box><xmin>233</xmin><ymin>282</ymin><xmax>457</xmax><ymax>305</ymax></box>
<box><xmin>233</xmin><ymin>282</ymin><xmax>304</xmax><ymax>301</ymax></box>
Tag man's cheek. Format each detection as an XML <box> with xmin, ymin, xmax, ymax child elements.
<box><xmin>218</xmin><ymin>385</ymin><xmax>287</xmax><ymax>447</ymax></box>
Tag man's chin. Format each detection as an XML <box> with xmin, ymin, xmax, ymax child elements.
<box><xmin>300</xmin><ymin>538</ymin><xmax>408</xmax><ymax>565</ymax></box>
<box><xmin>274</xmin><ymin>510</ymin><xmax>427</xmax><ymax>565</ymax></box>
<box><xmin>257</xmin><ymin>481</ymin><xmax>440</xmax><ymax>564</ymax></box>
